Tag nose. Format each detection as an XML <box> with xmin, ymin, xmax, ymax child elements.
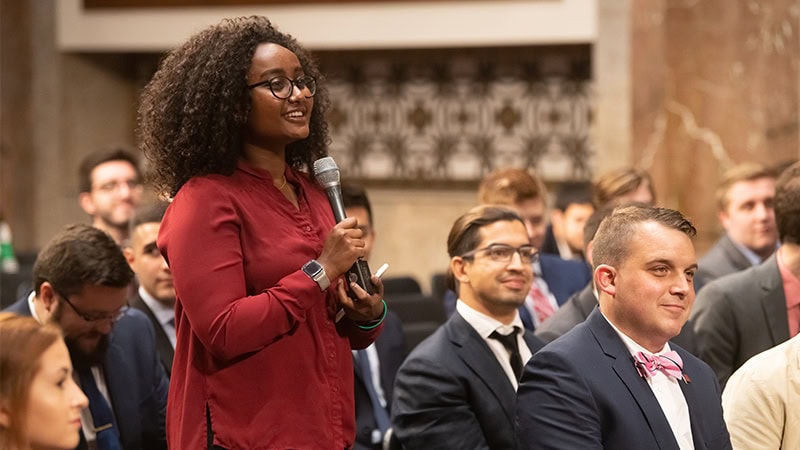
<box><xmin>755</xmin><ymin>202</ymin><xmax>774</xmax><ymax>221</ymax></box>
<box><xmin>507</xmin><ymin>251</ymin><xmax>527</xmax><ymax>270</ymax></box>
<box><xmin>94</xmin><ymin>319</ymin><xmax>114</xmax><ymax>335</ymax></box>
<box><xmin>671</xmin><ymin>274</ymin><xmax>692</xmax><ymax>299</ymax></box>
<box><xmin>69</xmin><ymin>378</ymin><xmax>89</xmax><ymax>408</ymax></box>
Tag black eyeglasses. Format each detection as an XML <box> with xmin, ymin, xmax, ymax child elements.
<box><xmin>461</xmin><ymin>244</ymin><xmax>539</xmax><ymax>264</ymax></box>
<box><xmin>56</xmin><ymin>291</ymin><xmax>129</xmax><ymax>323</ymax></box>
<box><xmin>248</xmin><ymin>75</ymin><xmax>317</xmax><ymax>99</ymax></box>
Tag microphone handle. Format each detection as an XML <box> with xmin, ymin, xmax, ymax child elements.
<box><xmin>323</xmin><ymin>185</ymin><xmax>376</xmax><ymax>295</ymax></box>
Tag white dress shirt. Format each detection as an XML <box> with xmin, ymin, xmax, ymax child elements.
<box><xmin>456</xmin><ymin>300</ymin><xmax>533</xmax><ymax>389</ymax></box>
<box><xmin>603</xmin><ymin>313</ymin><xmax>694</xmax><ymax>450</ymax></box>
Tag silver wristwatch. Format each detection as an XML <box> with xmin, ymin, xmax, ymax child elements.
<box><xmin>302</xmin><ymin>259</ymin><xmax>331</xmax><ymax>291</ymax></box>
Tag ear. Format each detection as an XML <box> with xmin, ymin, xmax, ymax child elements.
<box><xmin>123</xmin><ymin>247</ymin><xmax>135</xmax><ymax>265</ymax></box>
<box><xmin>450</xmin><ymin>257</ymin><xmax>470</xmax><ymax>285</ymax></box>
<box><xmin>550</xmin><ymin>209</ymin><xmax>564</xmax><ymax>227</ymax></box>
<box><xmin>79</xmin><ymin>192</ymin><xmax>96</xmax><ymax>215</ymax></box>
<box><xmin>717</xmin><ymin>209</ymin><xmax>730</xmax><ymax>230</ymax></box>
<box><xmin>594</xmin><ymin>264</ymin><xmax>617</xmax><ymax>297</ymax></box>
<box><xmin>38</xmin><ymin>282</ymin><xmax>60</xmax><ymax>314</ymax></box>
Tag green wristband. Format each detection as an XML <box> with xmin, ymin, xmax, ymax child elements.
<box><xmin>356</xmin><ymin>299</ymin><xmax>387</xmax><ymax>330</ymax></box>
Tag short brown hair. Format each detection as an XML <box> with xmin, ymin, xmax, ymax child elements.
<box><xmin>0</xmin><ymin>313</ymin><xmax>64</xmax><ymax>449</ymax></box>
<box><xmin>592</xmin><ymin>167</ymin><xmax>655</xmax><ymax>208</ymax></box>
<box><xmin>78</xmin><ymin>147</ymin><xmax>140</xmax><ymax>194</ymax></box>
<box><xmin>774</xmin><ymin>162</ymin><xmax>800</xmax><ymax>244</ymax></box>
<box><xmin>33</xmin><ymin>224</ymin><xmax>133</xmax><ymax>298</ymax></box>
<box><xmin>714</xmin><ymin>162</ymin><xmax>775</xmax><ymax>212</ymax></box>
<box><xmin>445</xmin><ymin>205</ymin><xmax>525</xmax><ymax>290</ymax></box>
<box><xmin>477</xmin><ymin>168</ymin><xmax>547</xmax><ymax>206</ymax></box>
<box><xmin>592</xmin><ymin>205</ymin><xmax>696</xmax><ymax>270</ymax></box>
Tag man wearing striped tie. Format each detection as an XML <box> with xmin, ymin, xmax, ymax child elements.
<box><xmin>516</xmin><ymin>205</ymin><xmax>731</xmax><ymax>449</ymax></box>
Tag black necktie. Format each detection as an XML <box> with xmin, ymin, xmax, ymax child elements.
<box><xmin>355</xmin><ymin>349</ymin><xmax>391</xmax><ymax>435</ymax></box>
<box><xmin>490</xmin><ymin>328</ymin><xmax>523</xmax><ymax>381</ymax></box>
<box><xmin>76</xmin><ymin>365</ymin><xmax>123</xmax><ymax>450</ymax></box>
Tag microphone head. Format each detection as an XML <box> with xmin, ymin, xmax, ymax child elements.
<box><xmin>313</xmin><ymin>156</ymin><xmax>340</xmax><ymax>188</ymax></box>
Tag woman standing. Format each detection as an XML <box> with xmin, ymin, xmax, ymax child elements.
<box><xmin>138</xmin><ymin>16</ymin><xmax>386</xmax><ymax>449</ymax></box>
<box><xmin>0</xmin><ymin>313</ymin><xmax>89</xmax><ymax>450</ymax></box>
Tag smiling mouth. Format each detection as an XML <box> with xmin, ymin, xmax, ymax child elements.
<box><xmin>284</xmin><ymin>111</ymin><xmax>305</xmax><ymax>119</ymax></box>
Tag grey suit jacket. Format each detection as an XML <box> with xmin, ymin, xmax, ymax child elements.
<box><xmin>535</xmin><ymin>283</ymin><xmax>596</xmax><ymax>343</ymax></box>
<box><xmin>130</xmin><ymin>293</ymin><xmax>175</xmax><ymax>377</ymax></box>
<box><xmin>695</xmin><ymin>234</ymin><xmax>753</xmax><ymax>290</ymax></box>
<box><xmin>691</xmin><ymin>254</ymin><xmax>789</xmax><ymax>388</ymax></box>
<box><xmin>391</xmin><ymin>312</ymin><xmax>543</xmax><ymax>449</ymax></box>
<box><xmin>517</xmin><ymin>309</ymin><xmax>731</xmax><ymax>450</ymax></box>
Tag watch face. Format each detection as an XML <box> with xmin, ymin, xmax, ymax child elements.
<box><xmin>303</xmin><ymin>260</ymin><xmax>323</xmax><ymax>276</ymax></box>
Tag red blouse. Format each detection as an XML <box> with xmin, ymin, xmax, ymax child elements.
<box><xmin>159</xmin><ymin>161</ymin><xmax>381</xmax><ymax>449</ymax></box>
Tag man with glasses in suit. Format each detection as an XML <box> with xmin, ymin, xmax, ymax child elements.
<box><xmin>5</xmin><ymin>224</ymin><xmax>168</xmax><ymax>450</ymax></box>
<box><xmin>391</xmin><ymin>205</ymin><xmax>544</xmax><ymax>449</ymax></box>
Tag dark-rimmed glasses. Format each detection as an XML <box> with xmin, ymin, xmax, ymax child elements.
<box><xmin>461</xmin><ymin>244</ymin><xmax>539</xmax><ymax>264</ymax></box>
<box><xmin>57</xmin><ymin>291</ymin><xmax>129</xmax><ymax>323</ymax></box>
<box><xmin>248</xmin><ymin>75</ymin><xmax>317</xmax><ymax>99</ymax></box>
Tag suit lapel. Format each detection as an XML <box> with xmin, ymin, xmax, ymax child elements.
<box><xmin>448</xmin><ymin>314</ymin><xmax>517</xmax><ymax>426</ymax></box>
<box><xmin>130</xmin><ymin>294</ymin><xmax>174</xmax><ymax>375</ymax></box>
<box><xmin>757</xmin><ymin>256</ymin><xmax>790</xmax><ymax>345</ymax></box>
<box><xmin>103</xmin><ymin>335</ymin><xmax>138</xmax><ymax>447</ymax></box>
<box><xmin>676</xmin><ymin>351</ymin><xmax>707</xmax><ymax>450</ymax></box>
<box><xmin>721</xmin><ymin>235</ymin><xmax>754</xmax><ymax>272</ymax></box>
<box><xmin>587</xmin><ymin>310</ymin><xmax>680</xmax><ymax>450</ymax></box>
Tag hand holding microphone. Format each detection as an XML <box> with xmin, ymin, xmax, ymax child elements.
<box><xmin>313</xmin><ymin>157</ymin><xmax>376</xmax><ymax>297</ymax></box>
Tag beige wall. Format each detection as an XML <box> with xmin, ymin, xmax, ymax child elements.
<box><xmin>3</xmin><ymin>0</ymin><xmax>799</xmax><ymax>293</ymax></box>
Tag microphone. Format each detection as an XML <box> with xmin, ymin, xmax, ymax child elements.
<box><xmin>313</xmin><ymin>157</ymin><xmax>375</xmax><ymax>296</ymax></box>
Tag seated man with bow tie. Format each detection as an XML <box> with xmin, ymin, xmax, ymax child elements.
<box><xmin>391</xmin><ymin>205</ymin><xmax>544</xmax><ymax>449</ymax></box>
<box><xmin>516</xmin><ymin>205</ymin><xmax>732</xmax><ymax>450</ymax></box>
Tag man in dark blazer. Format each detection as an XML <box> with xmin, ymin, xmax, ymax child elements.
<box><xmin>124</xmin><ymin>202</ymin><xmax>175</xmax><ymax>376</ymax></box>
<box><xmin>537</xmin><ymin>204</ymin><xmax>697</xmax><ymax>354</ymax></box>
<box><xmin>695</xmin><ymin>163</ymin><xmax>778</xmax><ymax>290</ymax></box>
<box><xmin>5</xmin><ymin>224</ymin><xmax>168</xmax><ymax>450</ymax></box>
<box><xmin>342</xmin><ymin>184</ymin><xmax>408</xmax><ymax>450</ymax></box>
<box><xmin>517</xmin><ymin>205</ymin><xmax>731</xmax><ymax>449</ymax></box>
<box><xmin>392</xmin><ymin>206</ymin><xmax>544</xmax><ymax>449</ymax></box>
<box><xmin>692</xmin><ymin>162</ymin><xmax>800</xmax><ymax>388</ymax></box>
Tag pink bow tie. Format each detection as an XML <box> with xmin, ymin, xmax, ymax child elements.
<box><xmin>634</xmin><ymin>351</ymin><xmax>687</xmax><ymax>382</ymax></box>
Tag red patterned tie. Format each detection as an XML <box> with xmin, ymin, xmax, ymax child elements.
<box><xmin>529</xmin><ymin>281</ymin><xmax>554</xmax><ymax>324</ymax></box>
<box><xmin>633</xmin><ymin>351</ymin><xmax>685</xmax><ymax>381</ymax></box>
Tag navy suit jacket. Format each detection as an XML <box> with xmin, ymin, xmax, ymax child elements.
<box><xmin>392</xmin><ymin>312</ymin><xmax>544</xmax><ymax>449</ymax></box>
<box><xmin>130</xmin><ymin>292</ymin><xmax>175</xmax><ymax>377</ymax></box>
<box><xmin>6</xmin><ymin>298</ymin><xmax>169</xmax><ymax>450</ymax></box>
<box><xmin>353</xmin><ymin>310</ymin><xmax>406</xmax><ymax>450</ymax></box>
<box><xmin>538</xmin><ymin>252</ymin><xmax>592</xmax><ymax>305</ymax></box>
<box><xmin>517</xmin><ymin>309</ymin><xmax>731</xmax><ymax>450</ymax></box>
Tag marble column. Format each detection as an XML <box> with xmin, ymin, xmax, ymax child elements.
<box><xmin>596</xmin><ymin>0</ymin><xmax>800</xmax><ymax>252</ymax></box>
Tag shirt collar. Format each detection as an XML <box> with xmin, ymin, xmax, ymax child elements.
<box><xmin>455</xmin><ymin>299</ymin><xmax>525</xmax><ymax>338</ymax></box>
<box><xmin>729</xmin><ymin>234</ymin><xmax>776</xmax><ymax>266</ymax></box>
<box><xmin>27</xmin><ymin>291</ymin><xmax>41</xmax><ymax>323</ymax></box>
<box><xmin>600</xmin><ymin>310</ymin><xmax>671</xmax><ymax>357</ymax></box>
<box><xmin>138</xmin><ymin>286</ymin><xmax>175</xmax><ymax>327</ymax></box>
<box><xmin>777</xmin><ymin>247</ymin><xmax>800</xmax><ymax>308</ymax></box>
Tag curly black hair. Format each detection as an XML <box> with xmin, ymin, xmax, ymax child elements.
<box><xmin>137</xmin><ymin>16</ymin><xmax>330</xmax><ymax>197</ymax></box>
